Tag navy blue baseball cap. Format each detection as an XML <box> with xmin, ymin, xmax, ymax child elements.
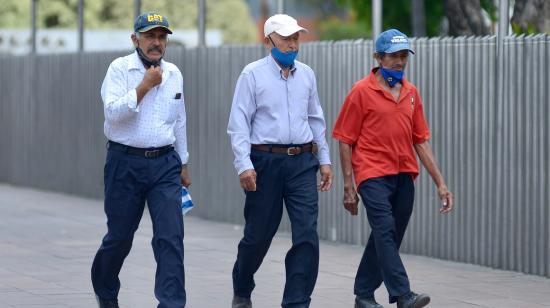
<box><xmin>375</xmin><ymin>29</ymin><xmax>414</xmax><ymax>54</ymax></box>
<box><xmin>134</xmin><ymin>12</ymin><xmax>172</xmax><ymax>34</ymax></box>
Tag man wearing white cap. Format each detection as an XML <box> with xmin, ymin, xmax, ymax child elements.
<box><xmin>227</xmin><ymin>14</ymin><xmax>333</xmax><ymax>308</ymax></box>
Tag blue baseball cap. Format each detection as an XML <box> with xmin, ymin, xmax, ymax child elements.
<box><xmin>375</xmin><ymin>29</ymin><xmax>414</xmax><ymax>54</ymax></box>
<box><xmin>134</xmin><ymin>12</ymin><xmax>172</xmax><ymax>34</ymax></box>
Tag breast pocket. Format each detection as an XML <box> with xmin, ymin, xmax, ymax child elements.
<box><xmin>158</xmin><ymin>95</ymin><xmax>181</xmax><ymax>123</ymax></box>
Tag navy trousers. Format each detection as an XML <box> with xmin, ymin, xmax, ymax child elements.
<box><xmin>354</xmin><ymin>173</ymin><xmax>415</xmax><ymax>304</ymax></box>
<box><xmin>232</xmin><ymin>148</ymin><xmax>320</xmax><ymax>308</ymax></box>
<box><xmin>91</xmin><ymin>148</ymin><xmax>186</xmax><ymax>308</ymax></box>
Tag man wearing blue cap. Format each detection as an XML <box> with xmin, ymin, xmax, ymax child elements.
<box><xmin>91</xmin><ymin>12</ymin><xmax>189</xmax><ymax>308</ymax></box>
<box><xmin>333</xmin><ymin>29</ymin><xmax>454</xmax><ymax>308</ymax></box>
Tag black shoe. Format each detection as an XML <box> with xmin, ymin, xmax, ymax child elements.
<box><xmin>232</xmin><ymin>295</ymin><xmax>252</xmax><ymax>308</ymax></box>
<box><xmin>397</xmin><ymin>291</ymin><xmax>430</xmax><ymax>308</ymax></box>
<box><xmin>355</xmin><ymin>296</ymin><xmax>384</xmax><ymax>308</ymax></box>
<box><xmin>95</xmin><ymin>295</ymin><xmax>119</xmax><ymax>308</ymax></box>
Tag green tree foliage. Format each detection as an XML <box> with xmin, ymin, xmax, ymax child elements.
<box><xmin>335</xmin><ymin>0</ymin><xmax>444</xmax><ymax>37</ymax></box>
<box><xmin>1</xmin><ymin>0</ymin><xmax>257</xmax><ymax>43</ymax></box>
<box><xmin>2</xmin><ymin>0</ymin><xmax>30</xmax><ymax>28</ymax></box>
<box><xmin>327</xmin><ymin>0</ymin><xmax>498</xmax><ymax>38</ymax></box>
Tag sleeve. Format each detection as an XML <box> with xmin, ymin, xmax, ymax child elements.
<box><xmin>307</xmin><ymin>74</ymin><xmax>331</xmax><ymax>165</ymax></box>
<box><xmin>332</xmin><ymin>86</ymin><xmax>365</xmax><ymax>145</ymax></box>
<box><xmin>100</xmin><ymin>61</ymin><xmax>140</xmax><ymax>122</ymax></box>
<box><xmin>412</xmin><ymin>91</ymin><xmax>431</xmax><ymax>144</ymax></box>
<box><xmin>227</xmin><ymin>71</ymin><xmax>256</xmax><ymax>175</ymax></box>
<box><xmin>174</xmin><ymin>74</ymin><xmax>189</xmax><ymax>164</ymax></box>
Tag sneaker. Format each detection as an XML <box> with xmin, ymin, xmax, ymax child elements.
<box><xmin>95</xmin><ymin>295</ymin><xmax>119</xmax><ymax>308</ymax></box>
<box><xmin>232</xmin><ymin>295</ymin><xmax>252</xmax><ymax>308</ymax></box>
<box><xmin>355</xmin><ymin>296</ymin><xmax>384</xmax><ymax>308</ymax></box>
<box><xmin>397</xmin><ymin>291</ymin><xmax>430</xmax><ymax>308</ymax></box>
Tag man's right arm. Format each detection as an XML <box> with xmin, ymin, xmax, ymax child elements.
<box><xmin>227</xmin><ymin>72</ymin><xmax>257</xmax><ymax>191</ymax></box>
<box><xmin>339</xmin><ymin>142</ymin><xmax>359</xmax><ymax>215</ymax></box>
<box><xmin>333</xmin><ymin>87</ymin><xmax>363</xmax><ymax>215</ymax></box>
<box><xmin>101</xmin><ymin>61</ymin><xmax>161</xmax><ymax>122</ymax></box>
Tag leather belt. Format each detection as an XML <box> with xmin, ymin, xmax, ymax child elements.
<box><xmin>108</xmin><ymin>141</ymin><xmax>173</xmax><ymax>158</ymax></box>
<box><xmin>251</xmin><ymin>143</ymin><xmax>317</xmax><ymax>156</ymax></box>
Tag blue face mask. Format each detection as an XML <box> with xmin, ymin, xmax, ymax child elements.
<box><xmin>268</xmin><ymin>36</ymin><xmax>298</xmax><ymax>68</ymax></box>
<box><xmin>380</xmin><ymin>67</ymin><xmax>404</xmax><ymax>87</ymax></box>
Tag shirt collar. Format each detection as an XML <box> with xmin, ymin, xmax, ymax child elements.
<box><xmin>128</xmin><ymin>50</ymin><xmax>174</xmax><ymax>72</ymax></box>
<box><xmin>267</xmin><ymin>54</ymin><xmax>297</xmax><ymax>78</ymax></box>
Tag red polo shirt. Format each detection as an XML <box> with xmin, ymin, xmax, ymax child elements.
<box><xmin>332</xmin><ymin>68</ymin><xmax>430</xmax><ymax>187</ymax></box>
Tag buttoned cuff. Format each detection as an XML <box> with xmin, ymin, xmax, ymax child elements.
<box><xmin>317</xmin><ymin>152</ymin><xmax>331</xmax><ymax>166</ymax></box>
<box><xmin>236</xmin><ymin>159</ymin><xmax>254</xmax><ymax>176</ymax></box>
<box><xmin>128</xmin><ymin>89</ymin><xmax>140</xmax><ymax>112</ymax></box>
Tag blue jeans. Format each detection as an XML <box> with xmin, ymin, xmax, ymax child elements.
<box><xmin>232</xmin><ymin>149</ymin><xmax>320</xmax><ymax>308</ymax></box>
<box><xmin>354</xmin><ymin>173</ymin><xmax>414</xmax><ymax>303</ymax></box>
<box><xmin>92</xmin><ymin>148</ymin><xmax>186</xmax><ymax>308</ymax></box>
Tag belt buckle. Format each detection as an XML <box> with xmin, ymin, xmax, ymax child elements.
<box><xmin>144</xmin><ymin>150</ymin><xmax>159</xmax><ymax>158</ymax></box>
<box><xmin>286</xmin><ymin>147</ymin><xmax>299</xmax><ymax>156</ymax></box>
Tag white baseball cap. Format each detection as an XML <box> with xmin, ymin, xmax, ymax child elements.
<box><xmin>264</xmin><ymin>14</ymin><xmax>308</xmax><ymax>37</ymax></box>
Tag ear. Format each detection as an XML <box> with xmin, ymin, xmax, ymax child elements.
<box><xmin>263</xmin><ymin>36</ymin><xmax>272</xmax><ymax>50</ymax></box>
<box><xmin>373</xmin><ymin>52</ymin><xmax>383</xmax><ymax>65</ymax></box>
<box><xmin>131</xmin><ymin>33</ymin><xmax>139</xmax><ymax>48</ymax></box>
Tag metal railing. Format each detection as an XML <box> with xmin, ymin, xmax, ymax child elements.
<box><xmin>0</xmin><ymin>35</ymin><xmax>548</xmax><ymax>277</ymax></box>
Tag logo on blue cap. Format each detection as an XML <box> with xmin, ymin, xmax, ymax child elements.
<box><xmin>134</xmin><ymin>13</ymin><xmax>172</xmax><ymax>34</ymax></box>
<box><xmin>375</xmin><ymin>29</ymin><xmax>414</xmax><ymax>54</ymax></box>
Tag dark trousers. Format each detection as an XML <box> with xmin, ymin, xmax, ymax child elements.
<box><xmin>91</xmin><ymin>148</ymin><xmax>186</xmax><ymax>308</ymax></box>
<box><xmin>232</xmin><ymin>149</ymin><xmax>320</xmax><ymax>308</ymax></box>
<box><xmin>354</xmin><ymin>173</ymin><xmax>414</xmax><ymax>304</ymax></box>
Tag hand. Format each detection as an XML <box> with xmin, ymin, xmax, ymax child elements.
<box><xmin>343</xmin><ymin>186</ymin><xmax>359</xmax><ymax>216</ymax></box>
<box><xmin>438</xmin><ymin>184</ymin><xmax>454</xmax><ymax>214</ymax></box>
<box><xmin>239</xmin><ymin>169</ymin><xmax>257</xmax><ymax>191</ymax></box>
<box><xmin>142</xmin><ymin>65</ymin><xmax>162</xmax><ymax>89</ymax></box>
<box><xmin>180</xmin><ymin>165</ymin><xmax>191</xmax><ymax>187</ymax></box>
<box><xmin>318</xmin><ymin>165</ymin><xmax>333</xmax><ymax>191</ymax></box>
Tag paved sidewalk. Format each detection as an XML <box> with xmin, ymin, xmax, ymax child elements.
<box><xmin>0</xmin><ymin>184</ymin><xmax>549</xmax><ymax>308</ymax></box>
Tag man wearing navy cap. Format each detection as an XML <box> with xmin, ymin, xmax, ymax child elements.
<box><xmin>333</xmin><ymin>29</ymin><xmax>454</xmax><ymax>308</ymax></box>
<box><xmin>91</xmin><ymin>12</ymin><xmax>190</xmax><ymax>308</ymax></box>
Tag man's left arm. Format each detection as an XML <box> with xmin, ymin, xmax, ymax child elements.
<box><xmin>412</xmin><ymin>91</ymin><xmax>453</xmax><ymax>213</ymax></box>
<box><xmin>414</xmin><ymin>142</ymin><xmax>453</xmax><ymax>213</ymax></box>
<box><xmin>307</xmin><ymin>73</ymin><xmax>332</xmax><ymax>191</ymax></box>
<box><xmin>174</xmin><ymin>76</ymin><xmax>190</xmax><ymax>187</ymax></box>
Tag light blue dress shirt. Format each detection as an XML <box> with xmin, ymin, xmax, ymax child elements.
<box><xmin>227</xmin><ymin>54</ymin><xmax>331</xmax><ymax>175</ymax></box>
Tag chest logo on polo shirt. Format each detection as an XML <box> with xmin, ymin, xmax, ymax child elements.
<box><xmin>410</xmin><ymin>96</ymin><xmax>415</xmax><ymax>112</ymax></box>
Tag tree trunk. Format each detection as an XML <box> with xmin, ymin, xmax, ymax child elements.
<box><xmin>444</xmin><ymin>0</ymin><xmax>491</xmax><ymax>36</ymax></box>
<box><xmin>511</xmin><ymin>0</ymin><xmax>550</xmax><ymax>34</ymax></box>
<box><xmin>412</xmin><ymin>0</ymin><xmax>427</xmax><ymax>37</ymax></box>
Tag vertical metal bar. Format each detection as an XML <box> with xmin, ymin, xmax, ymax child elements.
<box><xmin>198</xmin><ymin>0</ymin><xmax>206</xmax><ymax>47</ymax></box>
<box><xmin>78</xmin><ymin>0</ymin><xmax>84</xmax><ymax>52</ymax></box>
<box><xmin>411</xmin><ymin>0</ymin><xmax>426</xmax><ymax>37</ymax></box>
<box><xmin>497</xmin><ymin>0</ymin><xmax>509</xmax><ymax>58</ymax></box>
<box><xmin>134</xmin><ymin>0</ymin><xmax>141</xmax><ymax>22</ymax></box>
<box><xmin>277</xmin><ymin>0</ymin><xmax>284</xmax><ymax>13</ymax></box>
<box><xmin>372</xmin><ymin>0</ymin><xmax>382</xmax><ymax>40</ymax></box>
<box><xmin>31</xmin><ymin>0</ymin><xmax>37</xmax><ymax>54</ymax></box>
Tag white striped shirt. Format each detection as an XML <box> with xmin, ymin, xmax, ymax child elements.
<box><xmin>101</xmin><ymin>51</ymin><xmax>188</xmax><ymax>164</ymax></box>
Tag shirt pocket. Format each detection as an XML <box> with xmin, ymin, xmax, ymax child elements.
<box><xmin>158</xmin><ymin>94</ymin><xmax>181</xmax><ymax>123</ymax></box>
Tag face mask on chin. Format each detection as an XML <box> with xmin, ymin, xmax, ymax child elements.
<box><xmin>380</xmin><ymin>67</ymin><xmax>404</xmax><ymax>88</ymax></box>
<box><xmin>136</xmin><ymin>46</ymin><xmax>162</xmax><ymax>69</ymax></box>
<box><xmin>268</xmin><ymin>35</ymin><xmax>298</xmax><ymax>68</ymax></box>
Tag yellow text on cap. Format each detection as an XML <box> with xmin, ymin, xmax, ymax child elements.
<box><xmin>147</xmin><ymin>14</ymin><xmax>164</xmax><ymax>22</ymax></box>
